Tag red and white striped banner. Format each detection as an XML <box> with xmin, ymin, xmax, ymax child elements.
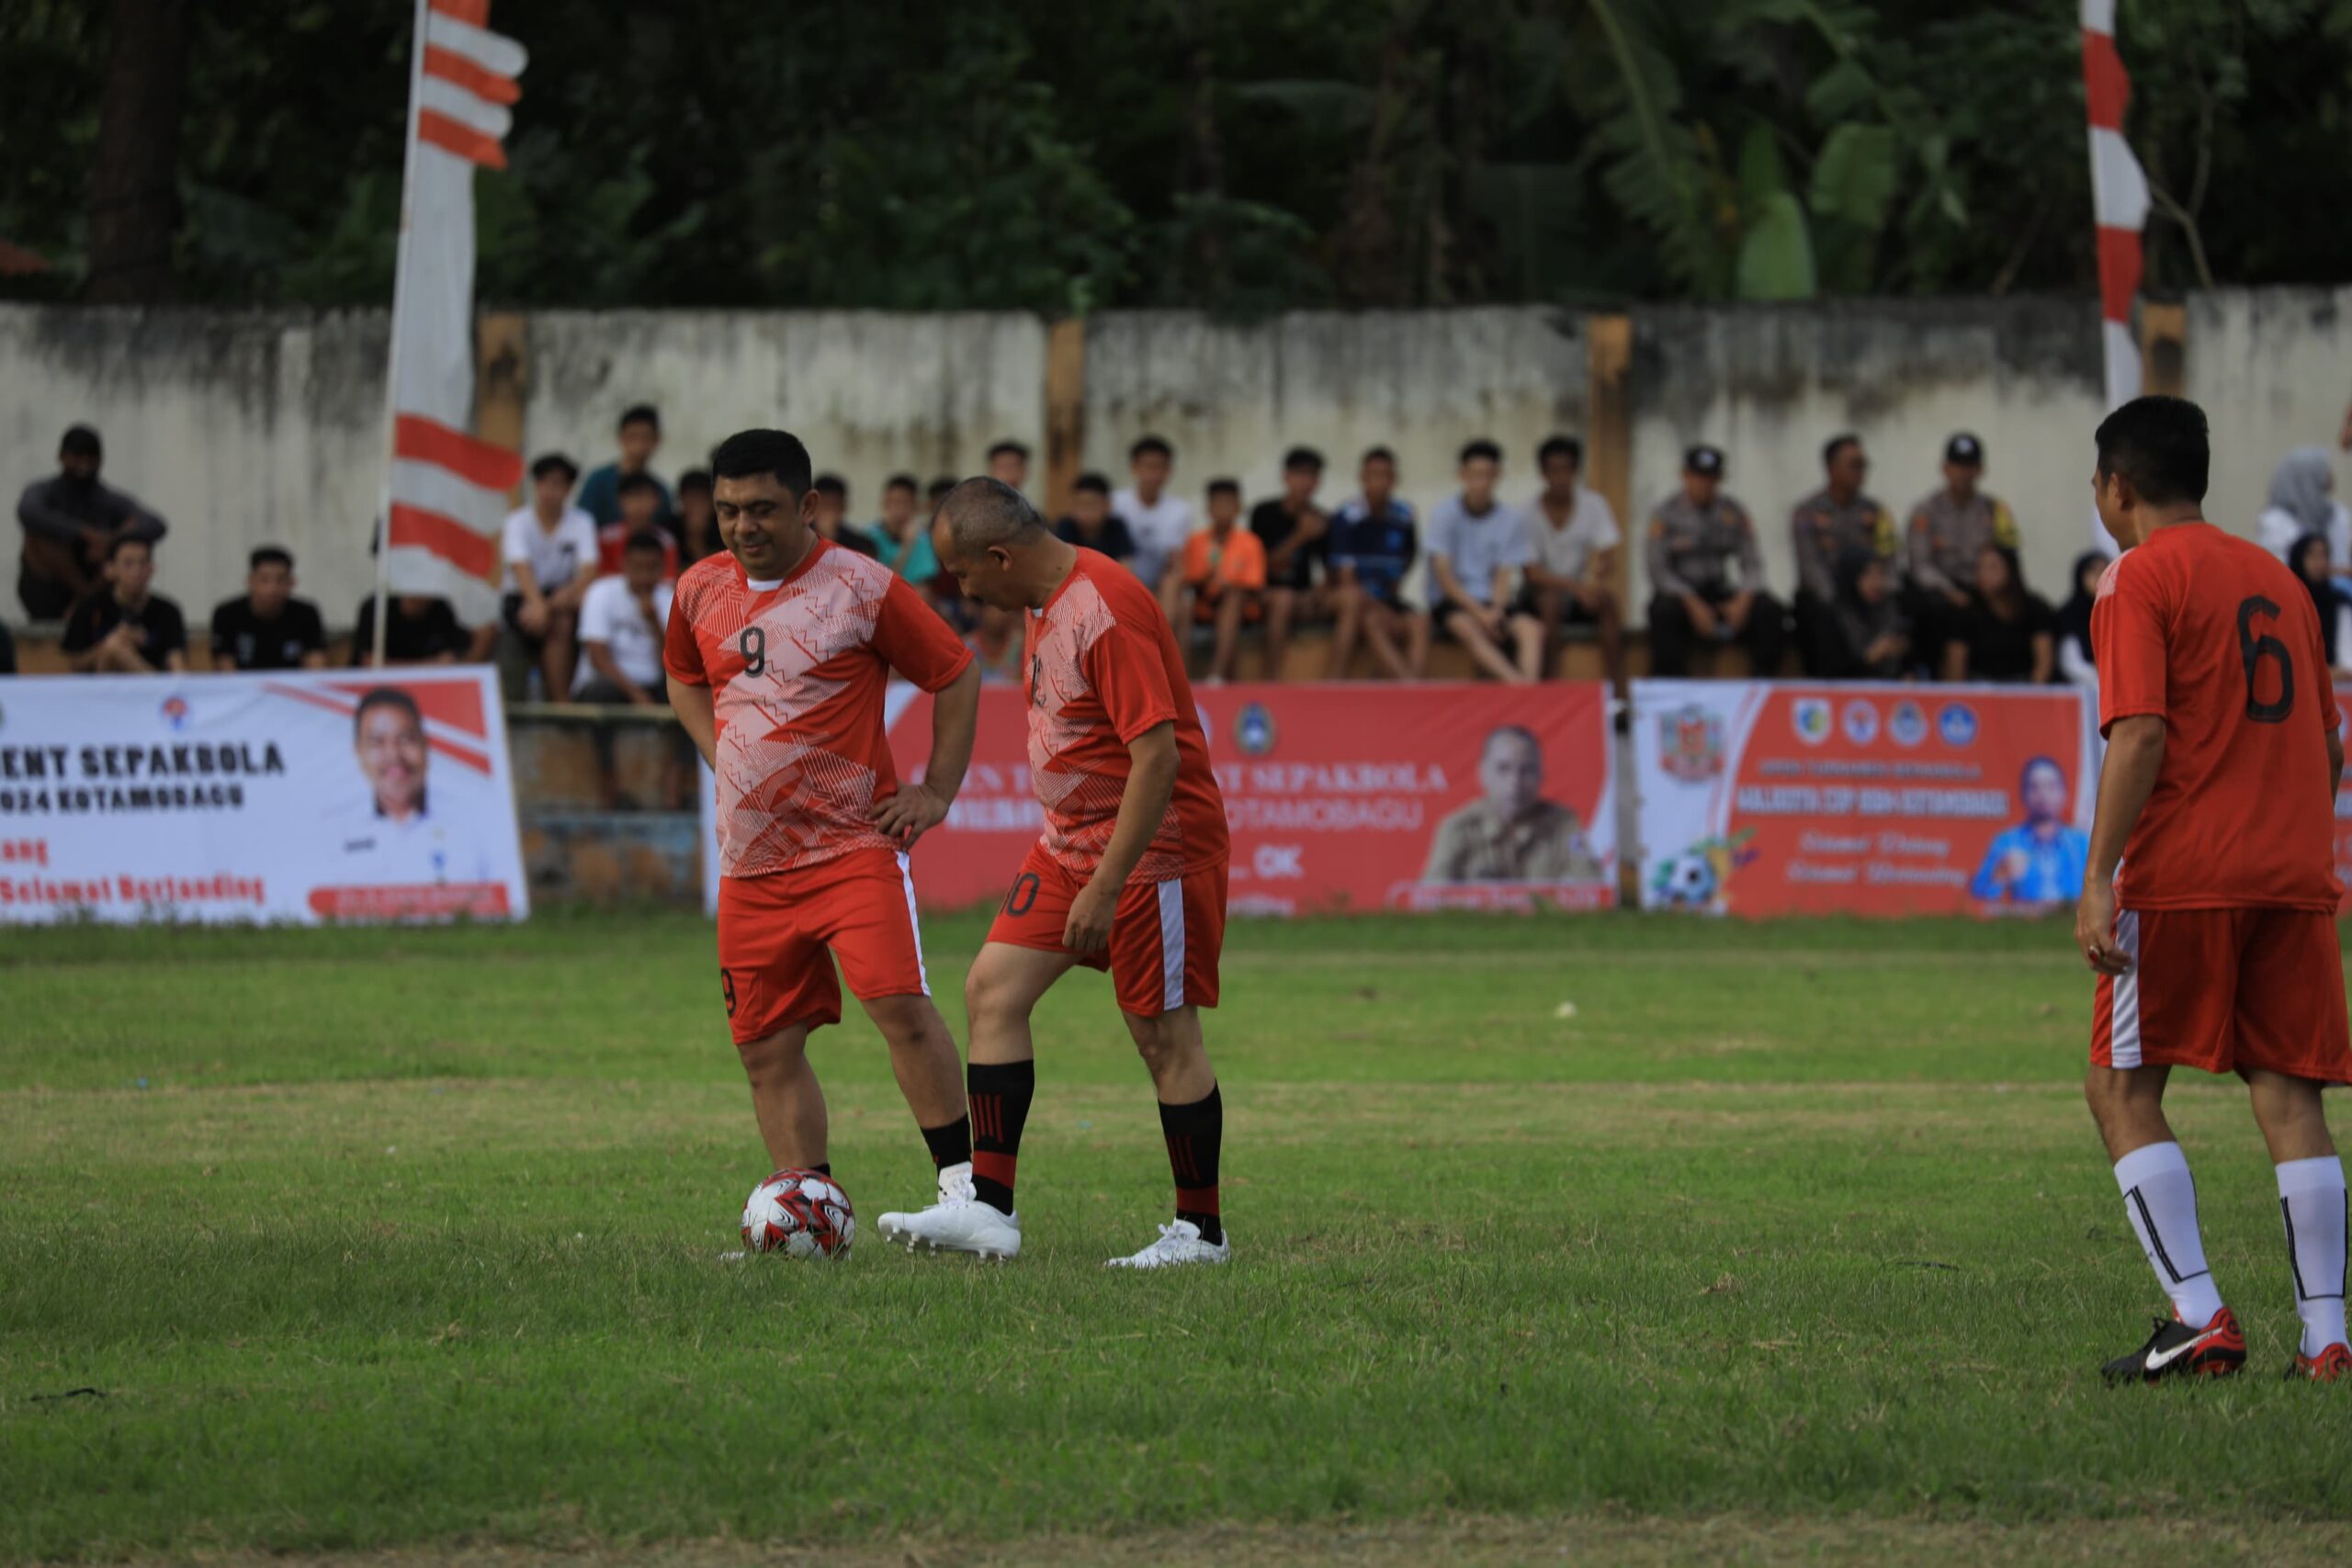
<box><xmin>378</xmin><ymin>0</ymin><xmax>527</xmax><ymax>627</ymax></box>
<box><xmin>2081</xmin><ymin>0</ymin><xmax>2148</xmax><ymax>412</ymax></box>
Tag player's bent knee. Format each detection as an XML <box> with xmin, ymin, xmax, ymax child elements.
<box><xmin>735</xmin><ymin>1028</ymin><xmax>808</xmax><ymax>1083</ymax></box>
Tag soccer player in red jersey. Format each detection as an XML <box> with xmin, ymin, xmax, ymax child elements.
<box><xmin>2076</xmin><ymin>397</ymin><xmax>2351</xmax><ymax>1383</ymax></box>
<box><xmin>878</xmin><ymin>478</ymin><xmax>1234</xmax><ymax>1267</ymax></box>
<box><xmin>663</xmin><ymin>429</ymin><xmax>984</xmax><ymax>1218</ymax></box>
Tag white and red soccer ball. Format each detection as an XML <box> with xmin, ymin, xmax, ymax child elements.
<box><xmin>740</xmin><ymin>1168</ymin><xmax>855</xmax><ymax>1259</ymax></box>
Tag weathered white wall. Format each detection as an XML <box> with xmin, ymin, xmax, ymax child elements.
<box><xmin>2187</xmin><ymin>288</ymin><xmax>2352</xmax><ymax>540</ymax></box>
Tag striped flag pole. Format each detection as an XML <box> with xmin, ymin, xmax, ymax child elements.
<box><xmin>371</xmin><ymin>0</ymin><xmax>528</xmax><ymax>664</ymax></box>
<box><xmin>2081</xmin><ymin>0</ymin><xmax>2150</xmax><ymax>549</ymax></box>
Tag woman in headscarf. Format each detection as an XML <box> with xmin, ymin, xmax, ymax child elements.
<box><xmin>2053</xmin><ymin>549</ymin><xmax>2106</xmax><ymax>687</ymax></box>
<box><xmin>1820</xmin><ymin>545</ymin><xmax>1908</xmax><ymax>679</ymax></box>
<box><xmin>2257</xmin><ymin>447</ymin><xmax>2349</xmax><ymax>566</ymax></box>
<box><xmin>2290</xmin><ymin>532</ymin><xmax>2352</xmax><ymax>676</ymax></box>
<box><xmin>1948</xmin><ymin>544</ymin><xmax>2054</xmax><ymax>683</ymax></box>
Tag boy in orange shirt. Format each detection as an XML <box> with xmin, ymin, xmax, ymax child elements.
<box><xmin>1168</xmin><ymin>479</ymin><xmax>1267</xmax><ymax>682</ymax></box>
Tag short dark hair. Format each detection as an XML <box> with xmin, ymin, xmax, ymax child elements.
<box><xmin>622</xmin><ymin>529</ymin><xmax>665</xmax><ymax>556</ymax></box>
<box><xmin>1074</xmin><ymin>471</ymin><xmax>1111</xmax><ymax>496</ymax></box>
<box><xmin>988</xmin><ymin>439</ymin><xmax>1030</xmax><ymax>463</ymax></box>
<box><xmin>2094</xmin><ymin>395</ymin><xmax>2209</xmax><ymax>507</ymax></box>
<box><xmin>60</xmin><ymin>424</ymin><xmax>101</xmax><ymax>461</ymax></box>
<box><xmin>1130</xmin><ymin>435</ymin><xmax>1173</xmax><ymax>463</ymax></box>
<box><xmin>531</xmin><ymin>452</ymin><xmax>580</xmax><ymax>485</ymax></box>
<box><xmin>1283</xmin><ymin>446</ymin><xmax>1325</xmax><ymax>473</ymax></box>
<box><xmin>711</xmin><ymin>429</ymin><xmax>815</xmax><ymax>499</ymax></box>
<box><xmin>1822</xmin><ymin>433</ymin><xmax>1861</xmax><ymax>468</ymax></box>
<box><xmin>678</xmin><ymin>468</ymin><xmax>713</xmax><ymax>497</ymax></box>
<box><xmin>616</xmin><ymin>470</ymin><xmax>660</xmax><ymax>499</ymax></box>
<box><xmin>1458</xmin><ymin>439</ymin><xmax>1502</xmax><ymax>468</ymax></box>
<box><xmin>1537</xmin><ymin>434</ymin><xmax>1584</xmax><ymax>468</ymax></box>
<box><xmin>927</xmin><ymin>476</ymin><xmax>956</xmax><ymax>502</ymax></box>
<box><xmin>812</xmin><ymin>473</ymin><xmax>847</xmax><ymax>499</ymax></box>
<box><xmin>354</xmin><ymin>686</ymin><xmax>421</xmax><ymax>739</ymax></box>
<box><xmin>1361</xmin><ymin>446</ymin><xmax>1396</xmax><ymax>470</ymax></box>
<box><xmin>884</xmin><ymin>472</ymin><xmax>919</xmax><ymax>495</ymax></box>
<box><xmin>106</xmin><ymin>533</ymin><xmax>151</xmax><ymax>564</ymax></box>
<box><xmin>249</xmin><ymin>546</ymin><xmax>293</xmax><ymax>572</ymax></box>
<box><xmin>618</xmin><ymin>403</ymin><xmax>661</xmax><ymax>432</ymax></box>
<box><xmin>1206</xmin><ymin>478</ymin><xmax>1241</xmax><ymax>500</ymax></box>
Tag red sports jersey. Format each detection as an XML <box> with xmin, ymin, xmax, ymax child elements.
<box><xmin>2094</xmin><ymin>522</ymin><xmax>2342</xmax><ymax>911</ymax></box>
<box><xmin>665</xmin><ymin>539</ymin><xmax>972</xmax><ymax>879</ymax></box>
<box><xmin>598</xmin><ymin>521</ymin><xmax>681</xmax><ymax>579</ymax></box>
<box><xmin>1023</xmin><ymin>548</ymin><xmax>1228</xmax><ymax>882</ymax></box>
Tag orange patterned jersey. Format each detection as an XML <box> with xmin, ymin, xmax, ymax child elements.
<box><xmin>1023</xmin><ymin>548</ymin><xmax>1227</xmax><ymax>881</ymax></box>
<box><xmin>664</xmin><ymin>539</ymin><xmax>971</xmax><ymax>878</ymax></box>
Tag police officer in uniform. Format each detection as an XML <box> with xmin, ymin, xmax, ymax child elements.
<box><xmin>1904</xmin><ymin>432</ymin><xmax>2018</xmax><ymax>674</ymax></box>
<box><xmin>1644</xmin><ymin>446</ymin><xmax>1786</xmax><ymax>677</ymax></box>
<box><xmin>1789</xmin><ymin>433</ymin><xmax>1898</xmax><ymax>676</ymax></box>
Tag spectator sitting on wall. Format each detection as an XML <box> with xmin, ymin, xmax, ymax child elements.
<box><xmin>987</xmin><ymin>439</ymin><xmax>1031</xmax><ymax>495</ymax></box>
<box><xmin>211</xmin><ymin>546</ymin><xmax>327</xmax><ymax>671</ymax></box>
<box><xmin>61</xmin><ymin>536</ymin><xmax>186</xmax><ymax>673</ymax></box>
<box><xmin>1250</xmin><ymin>446</ymin><xmax>1329</xmax><ymax>681</ymax></box>
<box><xmin>352</xmin><ymin>593</ymin><xmax>473</xmax><ymax>667</ymax></box>
<box><xmin>2291</xmin><ymin>533</ymin><xmax>2352</xmax><ymax>676</ymax></box>
<box><xmin>501</xmin><ymin>452</ymin><xmax>599</xmax><ymax>701</ymax></box>
<box><xmin>1945</xmin><ymin>544</ymin><xmax>2053</xmax><ymax>683</ymax></box>
<box><xmin>1326</xmin><ymin>446</ymin><xmax>1430</xmax><ymax>681</ymax></box>
<box><xmin>967</xmin><ymin>604</ymin><xmax>1023</xmax><ymax>684</ymax></box>
<box><xmin>673</xmin><ymin>468</ymin><xmax>720</xmax><ymax>567</ymax></box>
<box><xmin>808</xmin><ymin>473</ymin><xmax>878</xmax><ymax>558</ymax></box>
<box><xmin>575</xmin><ymin>403</ymin><xmax>672</xmax><ymax>527</ymax></box>
<box><xmin>596</xmin><ymin>470</ymin><xmax>680</xmax><ymax>577</ymax></box>
<box><xmin>1421</xmin><ymin>724</ymin><xmax>1602</xmax><ymax>884</ymax></box>
<box><xmin>1644</xmin><ymin>446</ymin><xmax>1786</xmax><ymax>678</ymax></box>
<box><xmin>1819</xmin><ymin>547</ymin><xmax>1909</xmax><ymax>681</ymax></box>
<box><xmin>2256</xmin><ymin>446</ymin><xmax>2350</xmax><ymax>568</ymax></box>
<box><xmin>1429</xmin><ymin>439</ymin><xmax>1544</xmax><ymax>684</ymax></box>
<box><xmin>1170</xmin><ymin>479</ymin><xmax>1268</xmax><ymax>683</ymax></box>
<box><xmin>1905</xmin><ymin>433</ymin><xmax>2018</xmax><ymax>679</ymax></box>
<box><xmin>1114</xmin><ymin>434</ymin><xmax>1193</xmax><ymax>597</ymax></box>
<box><xmin>575</xmin><ymin>531</ymin><xmax>674</xmax><ymax>707</ymax></box>
<box><xmin>17</xmin><ymin>423</ymin><xmax>167</xmax><ymax>621</ymax></box>
<box><xmin>869</xmin><ymin>472</ymin><xmax>939</xmax><ymax>585</ymax></box>
<box><xmin>1518</xmin><ymin>434</ymin><xmax>1626</xmax><ymax>704</ymax></box>
<box><xmin>2053</xmin><ymin>549</ymin><xmax>2104</xmax><ymax>688</ymax></box>
<box><xmin>1790</xmin><ymin>434</ymin><xmax>1896</xmax><ymax>676</ymax></box>
<box><xmin>926</xmin><ymin>476</ymin><xmax>956</xmax><ymax>513</ymax></box>
<box><xmin>1054</xmin><ymin>471</ymin><xmax>1136</xmax><ymax>561</ymax></box>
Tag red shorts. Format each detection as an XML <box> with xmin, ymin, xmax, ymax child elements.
<box><xmin>986</xmin><ymin>842</ymin><xmax>1227</xmax><ymax>1017</ymax></box>
<box><xmin>716</xmin><ymin>848</ymin><xmax>929</xmax><ymax>1044</ymax></box>
<box><xmin>2092</xmin><ymin>907</ymin><xmax>2352</xmax><ymax>1084</ymax></box>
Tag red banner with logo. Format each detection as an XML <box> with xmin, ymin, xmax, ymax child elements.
<box><xmin>1633</xmin><ymin>680</ymin><xmax>2099</xmax><ymax>918</ymax></box>
<box><xmin>884</xmin><ymin>682</ymin><xmax>1617</xmax><ymax>915</ymax></box>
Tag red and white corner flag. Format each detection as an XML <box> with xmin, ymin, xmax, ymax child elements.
<box><xmin>2082</xmin><ymin>1</ymin><xmax>2148</xmax><ymax>410</ymax></box>
<box><xmin>373</xmin><ymin>0</ymin><xmax>528</xmax><ymax>644</ymax></box>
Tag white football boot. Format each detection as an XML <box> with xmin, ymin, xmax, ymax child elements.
<box><xmin>1104</xmin><ymin>1218</ymin><xmax>1230</xmax><ymax>1269</ymax></box>
<box><xmin>875</xmin><ymin>1162</ymin><xmax>1023</xmax><ymax>1259</ymax></box>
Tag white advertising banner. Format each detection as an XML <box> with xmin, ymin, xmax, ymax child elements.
<box><xmin>0</xmin><ymin>668</ymin><xmax>527</xmax><ymax>923</ymax></box>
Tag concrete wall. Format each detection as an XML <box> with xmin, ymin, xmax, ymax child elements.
<box><xmin>6</xmin><ymin>291</ymin><xmax>2348</xmax><ymax>632</ymax></box>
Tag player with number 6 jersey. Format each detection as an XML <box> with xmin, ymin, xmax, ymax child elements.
<box><xmin>2075</xmin><ymin>397</ymin><xmax>2351</xmax><ymax>1385</ymax></box>
<box><xmin>663</xmin><ymin>429</ymin><xmax>987</xmax><ymax>1228</ymax></box>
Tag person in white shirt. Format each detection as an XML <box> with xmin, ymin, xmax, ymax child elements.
<box><xmin>1515</xmin><ymin>433</ymin><xmax>1627</xmax><ymax>701</ymax></box>
<box><xmin>1112</xmin><ymin>434</ymin><xmax>1193</xmax><ymax>596</ymax></box>
<box><xmin>322</xmin><ymin>687</ymin><xmax>500</xmax><ymax>888</ymax></box>
<box><xmin>1427</xmin><ymin>439</ymin><xmax>1544</xmax><ymax>684</ymax></box>
<box><xmin>573</xmin><ymin>531</ymin><xmax>684</xmax><ymax>807</ymax></box>
<box><xmin>501</xmin><ymin>453</ymin><xmax>599</xmax><ymax>701</ymax></box>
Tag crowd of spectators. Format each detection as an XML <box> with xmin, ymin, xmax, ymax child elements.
<box><xmin>17</xmin><ymin>405</ymin><xmax>2352</xmax><ymax>702</ymax></box>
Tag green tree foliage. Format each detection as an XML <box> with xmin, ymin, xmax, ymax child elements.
<box><xmin>3</xmin><ymin>0</ymin><xmax>2350</xmax><ymax>310</ymax></box>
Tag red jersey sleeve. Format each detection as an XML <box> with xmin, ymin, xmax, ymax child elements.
<box><xmin>1084</xmin><ymin>617</ymin><xmax>1180</xmax><ymax>744</ymax></box>
<box><xmin>871</xmin><ymin>572</ymin><xmax>974</xmax><ymax>693</ymax></box>
<box><xmin>662</xmin><ymin>580</ymin><xmax>708</xmax><ymax>686</ymax></box>
<box><xmin>2093</xmin><ymin>555</ymin><xmax>2168</xmax><ymax>734</ymax></box>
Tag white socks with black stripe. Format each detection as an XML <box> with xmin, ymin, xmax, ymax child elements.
<box><xmin>2114</xmin><ymin>1142</ymin><xmax>2224</xmax><ymax>1326</ymax></box>
<box><xmin>2276</xmin><ymin>1156</ymin><xmax>2349</xmax><ymax>1359</ymax></box>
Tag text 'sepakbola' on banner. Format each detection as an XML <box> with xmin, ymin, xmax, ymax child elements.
<box><xmin>0</xmin><ymin>669</ymin><xmax>527</xmax><ymax>924</ymax></box>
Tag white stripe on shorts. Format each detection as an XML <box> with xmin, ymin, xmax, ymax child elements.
<box><xmin>896</xmin><ymin>852</ymin><xmax>930</xmax><ymax>997</ymax></box>
<box><xmin>2109</xmin><ymin>908</ymin><xmax>2142</xmax><ymax>1069</ymax></box>
<box><xmin>1157</xmin><ymin>877</ymin><xmax>1185</xmax><ymax>1011</ymax></box>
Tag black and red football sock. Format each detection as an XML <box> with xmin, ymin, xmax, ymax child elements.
<box><xmin>920</xmin><ymin>1114</ymin><xmax>972</xmax><ymax>1172</ymax></box>
<box><xmin>967</xmin><ymin>1059</ymin><xmax>1034</xmax><ymax>1216</ymax></box>
<box><xmin>1159</xmin><ymin>1084</ymin><xmax>1223</xmax><ymax>1245</ymax></box>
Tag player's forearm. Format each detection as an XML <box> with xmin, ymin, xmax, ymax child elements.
<box><xmin>1092</xmin><ymin>726</ymin><xmax>1179</xmax><ymax>892</ymax></box>
<box><xmin>920</xmin><ymin>663</ymin><xmax>982</xmax><ymax>802</ymax></box>
<box><xmin>2086</xmin><ymin>716</ymin><xmax>2165</xmax><ymax>883</ymax></box>
<box><xmin>667</xmin><ymin>675</ymin><xmax>717</xmax><ymax>767</ymax></box>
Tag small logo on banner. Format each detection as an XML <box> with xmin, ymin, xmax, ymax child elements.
<box><xmin>1889</xmin><ymin>700</ymin><xmax>1928</xmax><ymax>747</ymax></box>
<box><xmin>1938</xmin><ymin>703</ymin><xmax>1980</xmax><ymax>748</ymax></box>
<box><xmin>1792</xmin><ymin>697</ymin><xmax>1833</xmax><ymax>745</ymax></box>
<box><xmin>1841</xmin><ymin>699</ymin><xmax>1879</xmax><ymax>746</ymax></box>
<box><xmin>1657</xmin><ymin>704</ymin><xmax>1724</xmax><ymax>782</ymax></box>
<box><xmin>160</xmin><ymin>694</ymin><xmax>191</xmax><ymax>732</ymax></box>
<box><xmin>1235</xmin><ymin>702</ymin><xmax>1277</xmax><ymax>756</ymax></box>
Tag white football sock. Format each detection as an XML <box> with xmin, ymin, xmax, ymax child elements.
<box><xmin>2276</xmin><ymin>1156</ymin><xmax>2349</xmax><ymax>1358</ymax></box>
<box><xmin>2114</xmin><ymin>1142</ymin><xmax>2225</xmax><ymax>1326</ymax></box>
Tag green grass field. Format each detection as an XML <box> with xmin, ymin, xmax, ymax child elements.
<box><xmin>6</xmin><ymin>911</ymin><xmax>2352</xmax><ymax>1566</ymax></box>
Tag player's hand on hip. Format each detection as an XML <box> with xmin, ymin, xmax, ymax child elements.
<box><xmin>870</xmin><ymin>781</ymin><xmax>949</xmax><ymax>849</ymax></box>
<box><xmin>1065</xmin><ymin>876</ymin><xmax>1119</xmax><ymax>955</ymax></box>
<box><xmin>2076</xmin><ymin>882</ymin><xmax>2130</xmax><ymax>976</ymax></box>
